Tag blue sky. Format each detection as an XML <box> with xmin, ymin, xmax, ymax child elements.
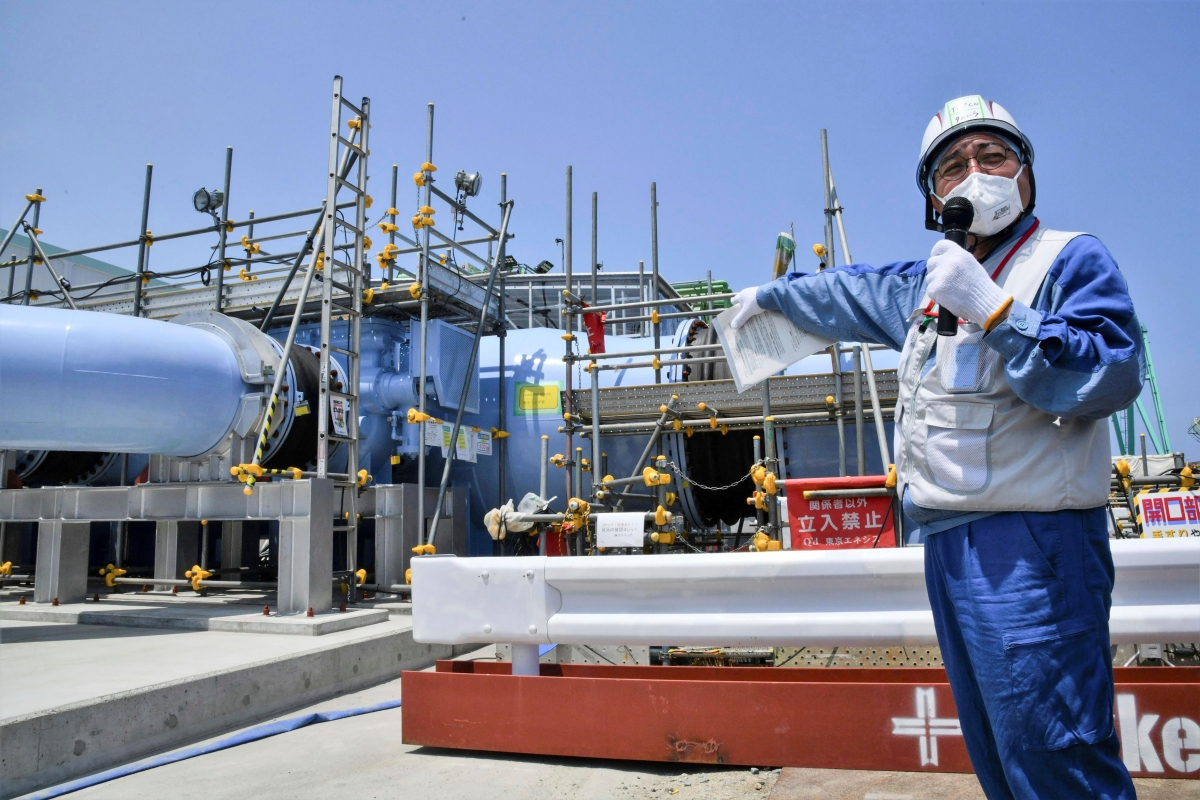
<box><xmin>2</xmin><ymin>1</ymin><xmax>1196</xmax><ymax>456</ymax></box>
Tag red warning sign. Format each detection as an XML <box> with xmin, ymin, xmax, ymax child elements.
<box><xmin>784</xmin><ymin>476</ymin><xmax>896</xmax><ymax>549</ymax></box>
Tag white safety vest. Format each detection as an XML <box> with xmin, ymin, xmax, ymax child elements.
<box><xmin>895</xmin><ymin>225</ymin><xmax>1113</xmax><ymax>513</ymax></box>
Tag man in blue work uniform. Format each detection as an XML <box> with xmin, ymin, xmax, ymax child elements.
<box><xmin>731</xmin><ymin>95</ymin><xmax>1143</xmax><ymax>799</ymax></box>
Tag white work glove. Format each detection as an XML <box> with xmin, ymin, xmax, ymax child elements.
<box><xmin>925</xmin><ymin>240</ymin><xmax>1012</xmax><ymax>328</ymax></box>
<box><xmin>729</xmin><ymin>286</ymin><xmax>762</xmax><ymax>329</ymax></box>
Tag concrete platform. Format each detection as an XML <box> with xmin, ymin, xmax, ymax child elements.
<box><xmin>0</xmin><ymin>617</ymin><xmax>470</xmax><ymax>798</ymax></box>
<box><xmin>0</xmin><ymin>600</ymin><xmax>389</xmax><ymax>635</ymax></box>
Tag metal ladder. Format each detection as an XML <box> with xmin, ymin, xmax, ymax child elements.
<box><xmin>319</xmin><ymin>77</ymin><xmax>370</xmax><ymax>601</ymax></box>
<box><xmin>241</xmin><ymin>76</ymin><xmax>370</xmax><ymax>604</ymax></box>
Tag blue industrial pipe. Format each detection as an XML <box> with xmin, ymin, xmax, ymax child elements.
<box><xmin>25</xmin><ymin>699</ymin><xmax>402</xmax><ymax>799</ymax></box>
<box><xmin>0</xmin><ymin>305</ymin><xmax>250</xmax><ymax>457</ymax></box>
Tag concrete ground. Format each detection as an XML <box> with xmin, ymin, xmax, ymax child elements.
<box><xmin>0</xmin><ymin>617</ymin><xmax>411</xmax><ymax>720</ymax></box>
<box><xmin>31</xmin><ymin>648</ymin><xmax>1194</xmax><ymax>800</ymax></box>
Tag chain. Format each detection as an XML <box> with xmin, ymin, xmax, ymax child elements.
<box><xmin>660</xmin><ymin>459</ymin><xmax>765</xmax><ymax>493</ymax></box>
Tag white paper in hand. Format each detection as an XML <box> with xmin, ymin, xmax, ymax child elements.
<box><xmin>713</xmin><ymin>305</ymin><xmax>835</xmax><ymax>393</ymax></box>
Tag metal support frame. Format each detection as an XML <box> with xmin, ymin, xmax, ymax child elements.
<box><xmin>214</xmin><ymin>148</ymin><xmax>233</xmax><ymax>313</ymax></box>
<box><xmin>650</xmin><ymin>182</ymin><xmax>661</xmax><ymax>385</ymax></box>
<box><xmin>417</xmin><ymin>105</ymin><xmax>434</xmax><ymax>553</ymax></box>
<box><xmin>21</xmin><ymin>223</ymin><xmax>78</xmax><ymax>309</ymax></box>
<box><xmin>22</xmin><ymin>189</ymin><xmax>43</xmax><ymax>306</ymax></box>
<box><xmin>2</xmin><ymin>196</ymin><xmax>36</xmax><ymax>301</ymax></box>
<box><xmin>131</xmin><ymin>167</ymin><xmax>153</xmax><ymax>316</ymax></box>
<box><xmin>498</xmin><ymin>173</ymin><xmax>508</xmax><ymax>510</ymax></box>
<box><xmin>563</xmin><ymin>166</ymin><xmax>574</xmax><ymax>502</ymax></box>
<box><xmin>426</xmin><ymin>201</ymin><xmax>514</xmax><ymax>546</ymax></box>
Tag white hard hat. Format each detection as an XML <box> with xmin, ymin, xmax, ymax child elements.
<box><xmin>916</xmin><ymin>95</ymin><xmax>1035</xmax><ymax>197</ymax></box>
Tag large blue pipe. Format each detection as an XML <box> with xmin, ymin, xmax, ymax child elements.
<box><xmin>0</xmin><ymin>305</ymin><xmax>250</xmax><ymax>457</ymax></box>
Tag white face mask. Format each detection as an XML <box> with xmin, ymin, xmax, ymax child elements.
<box><xmin>934</xmin><ymin>165</ymin><xmax>1025</xmax><ymax>237</ymax></box>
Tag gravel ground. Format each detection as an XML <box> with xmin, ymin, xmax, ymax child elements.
<box><xmin>608</xmin><ymin>766</ymin><xmax>781</xmax><ymax>798</ymax></box>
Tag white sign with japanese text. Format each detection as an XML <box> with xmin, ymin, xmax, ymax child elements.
<box><xmin>1135</xmin><ymin>491</ymin><xmax>1200</xmax><ymax>539</ymax></box>
<box><xmin>595</xmin><ymin>513</ymin><xmax>645</xmax><ymax>548</ymax></box>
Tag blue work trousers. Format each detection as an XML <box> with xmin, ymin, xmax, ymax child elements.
<box><xmin>925</xmin><ymin>508</ymin><xmax>1136</xmax><ymax>799</ymax></box>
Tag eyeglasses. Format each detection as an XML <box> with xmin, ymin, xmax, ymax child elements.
<box><xmin>934</xmin><ymin>143</ymin><xmax>1019</xmax><ymax>185</ymax></box>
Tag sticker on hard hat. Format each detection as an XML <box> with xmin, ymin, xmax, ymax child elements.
<box><xmin>944</xmin><ymin>95</ymin><xmax>987</xmax><ymax>126</ymax></box>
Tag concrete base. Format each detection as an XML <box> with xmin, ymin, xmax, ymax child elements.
<box><xmin>0</xmin><ymin>601</ymin><xmax>389</xmax><ymax>635</ymax></box>
<box><xmin>153</xmin><ymin>520</ymin><xmax>200</xmax><ymax>586</ymax></box>
<box><xmin>32</xmin><ymin>521</ymin><xmax>90</xmax><ymax>604</ymax></box>
<box><xmin>0</xmin><ymin>618</ymin><xmax>474</xmax><ymax>799</ymax></box>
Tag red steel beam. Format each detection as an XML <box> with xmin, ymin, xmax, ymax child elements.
<box><xmin>402</xmin><ymin>663</ymin><xmax>1199</xmax><ymax>779</ymax></box>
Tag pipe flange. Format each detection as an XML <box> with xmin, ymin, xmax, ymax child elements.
<box><xmin>169</xmin><ymin>311</ymin><xmax>281</xmax><ymax>385</ymax></box>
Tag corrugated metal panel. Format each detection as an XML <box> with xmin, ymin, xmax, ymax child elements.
<box><xmin>426</xmin><ymin>319</ymin><xmax>479</xmax><ymax>414</ymax></box>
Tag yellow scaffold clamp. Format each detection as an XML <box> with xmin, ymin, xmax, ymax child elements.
<box><xmin>1115</xmin><ymin>459</ymin><xmax>1132</xmax><ymax>493</ymax></box>
<box><xmin>885</xmin><ymin>463</ymin><xmax>898</xmax><ymax>489</ymax></box>
<box><xmin>654</xmin><ymin>505</ymin><xmax>669</xmax><ymax>527</ymax></box>
<box><xmin>378</xmin><ymin>221</ymin><xmax>399</xmax><ymax>234</ymax></box>
<box><xmin>348</xmin><ymin>117</ymin><xmax>362</xmax><ymax>130</ymax></box>
<box><xmin>750</xmin><ymin>464</ymin><xmax>768</xmax><ymax>486</ymax></box>
<box><xmin>238</xmin><ymin>267</ymin><xmax>258</xmax><ymax>282</ymax></box>
<box><xmin>0</xmin><ymin>561</ymin><xmax>12</xmax><ymax>577</ymax></box>
<box><xmin>412</xmin><ymin>543</ymin><xmax>437</xmax><ymax>555</ymax></box>
<box><xmin>184</xmin><ymin>565</ymin><xmax>213</xmax><ymax>591</ymax></box>
<box><xmin>1181</xmin><ymin>465</ymin><xmax>1195</xmax><ymax>490</ymax></box>
<box><xmin>357</xmin><ymin>469</ymin><xmax>371</xmax><ymax>488</ymax></box>
<box><xmin>642</xmin><ymin>466</ymin><xmax>670</xmax><ymax>487</ymax></box>
<box><xmin>355</xmin><ymin>568</ymin><xmax>367</xmax><ymax>586</ymax></box>
<box><xmin>408</xmin><ymin>282</ymin><xmax>422</xmax><ymax>299</ymax></box>
<box><xmin>763</xmin><ymin>472</ymin><xmax>778</xmax><ymax>495</ymax></box>
<box><xmin>490</xmin><ymin>428</ymin><xmax>509</xmax><ymax>439</ymax></box>
<box><xmin>813</xmin><ymin>243</ymin><xmax>827</xmax><ymax>258</ymax></box>
<box><xmin>650</xmin><ymin>530</ymin><xmax>675</xmax><ymax>544</ymax></box>
<box><xmin>407</xmin><ymin>408</ymin><xmax>437</xmax><ymax>425</ymax></box>
<box><xmin>664</xmin><ymin>491</ymin><xmax>677</xmax><ymax>506</ymax></box>
<box><xmin>240</xmin><ymin>236</ymin><xmax>261</xmax><ymax>255</ymax></box>
<box><xmin>362</xmin><ymin>288</ymin><xmax>374</xmax><ymax>305</ymax></box>
<box><xmin>25</xmin><ymin>193</ymin><xmax>46</xmax><ymax>203</ymax></box>
<box><xmin>747</xmin><ymin>491</ymin><xmax>767</xmax><ymax>510</ymax></box>
<box><xmin>550</xmin><ymin>453</ymin><xmax>567</xmax><ymax>469</ymax></box>
<box><xmin>752</xmin><ymin>531</ymin><xmax>770</xmax><ymax>552</ymax></box>
<box><xmin>98</xmin><ymin>563</ymin><xmax>127</xmax><ymax>587</ymax></box>
<box><xmin>231</xmin><ymin>462</ymin><xmax>265</xmax><ymax>495</ymax></box>
<box><xmin>421</xmin><ymin>162</ymin><xmax>437</xmax><ymax>173</ymax></box>
<box><xmin>413</xmin><ymin>172</ymin><xmax>426</xmax><ymax>187</ymax></box>
<box><xmin>651</xmin><ymin>309</ymin><xmax>660</xmax><ymax>324</ymax></box>
<box><xmin>751</xmin><ymin>531</ymin><xmax>782</xmax><ymax>551</ymax></box>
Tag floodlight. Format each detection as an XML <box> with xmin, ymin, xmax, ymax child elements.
<box><xmin>534</xmin><ymin>260</ymin><xmax>554</xmax><ymax>274</ymax></box>
<box><xmin>454</xmin><ymin>171</ymin><xmax>483</xmax><ymax>198</ymax></box>
<box><xmin>193</xmin><ymin>188</ymin><xmax>224</xmax><ymax>214</ymax></box>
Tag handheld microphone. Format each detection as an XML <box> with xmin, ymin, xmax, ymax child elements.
<box><xmin>936</xmin><ymin>197</ymin><xmax>975</xmax><ymax>337</ymax></box>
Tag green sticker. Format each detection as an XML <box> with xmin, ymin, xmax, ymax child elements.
<box><xmin>514</xmin><ymin>381</ymin><xmax>563</xmax><ymax>416</ymax></box>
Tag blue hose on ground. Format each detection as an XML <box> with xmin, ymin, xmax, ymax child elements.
<box><xmin>26</xmin><ymin>699</ymin><xmax>402</xmax><ymax>799</ymax></box>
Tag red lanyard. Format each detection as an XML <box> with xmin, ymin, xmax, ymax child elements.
<box><xmin>923</xmin><ymin>218</ymin><xmax>1040</xmax><ymax>319</ymax></box>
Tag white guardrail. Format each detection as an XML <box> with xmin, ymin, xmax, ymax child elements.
<box><xmin>411</xmin><ymin>539</ymin><xmax>1200</xmax><ymax>673</ymax></box>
